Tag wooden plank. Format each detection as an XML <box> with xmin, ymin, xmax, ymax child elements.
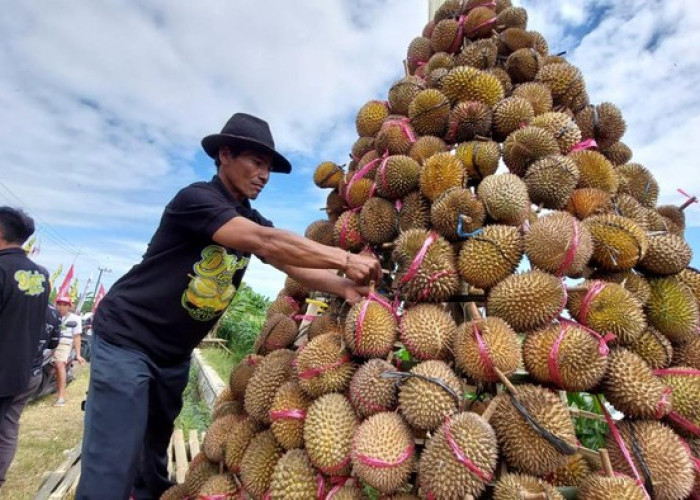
<box><xmin>188</xmin><ymin>429</ymin><xmax>200</xmax><ymax>459</ymax></box>
<box><xmin>48</xmin><ymin>461</ymin><xmax>81</xmax><ymax>499</ymax></box>
<box><xmin>172</xmin><ymin>429</ymin><xmax>188</xmax><ymax>484</ymax></box>
<box><xmin>34</xmin><ymin>442</ymin><xmax>82</xmax><ymax>499</ymax></box>
<box><xmin>167</xmin><ymin>433</ymin><xmax>174</xmax><ymax>482</ymax></box>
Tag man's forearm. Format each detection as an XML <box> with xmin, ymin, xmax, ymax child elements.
<box><xmin>73</xmin><ymin>335</ymin><xmax>82</xmax><ymax>358</ymax></box>
<box><xmin>258</xmin><ymin>228</ymin><xmax>348</xmax><ymax>271</ymax></box>
<box><xmin>281</xmin><ymin>265</ymin><xmax>352</xmax><ymax>298</ymax></box>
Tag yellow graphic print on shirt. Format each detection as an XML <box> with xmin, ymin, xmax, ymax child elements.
<box><xmin>181</xmin><ymin>245</ymin><xmax>249</xmax><ymax>321</ymax></box>
<box><xmin>14</xmin><ymin>270</ymin><xmax>47</xmax><ymax>297</ymax></box>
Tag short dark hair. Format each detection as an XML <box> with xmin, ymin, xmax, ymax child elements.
<box><xmin>0</xmin><ymin>206</ymin><xmax>35</xmax><ymax>244</ymax></box>
<box><xmin>215</xmin><ymin>144</ymin><xmax>246</xmax><ymax>169</ymax></box>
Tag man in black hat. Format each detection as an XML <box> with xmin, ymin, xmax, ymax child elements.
<box><xmin>76</xmin><ymin>113</ymin><xmax>382</xmax><ymax>499</ymax></box>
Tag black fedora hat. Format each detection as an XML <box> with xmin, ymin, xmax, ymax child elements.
<box><xmin>201</xmin><ymin>113</ymin><xmax>292</xmax><ymax>174</ymax></box>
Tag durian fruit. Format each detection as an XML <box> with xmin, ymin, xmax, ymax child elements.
<box><xmin>511</xmin><ymin>81</ymin><xmax>553</xmax><ymax>115</ymax></box>
<box><xmin>525</xmin><ymin>210</ymin><xmax>593</xmax><ymax>277</ymax></box>
<box><xmin>327</xmin><ymin>481</ymin><xmax>366</xmax><ymax>499</ymax></box>
<box><xmin>455</xmin><ymin>38</ymin><xmax>498</xmax><ymax>69</ymax></box>
<box><xmin>351</xmin><ymin>136</ymin><xmax>375</xmax><ymax>161</ymax></box>
<box><xmin>314</xmin><ymin>161</ymin><xmax>344</xmax><ymax>189</ymax></box>
<box><xmin>407</xmin><ymin>36</ymin><xmax>434</xmax><ymax>74</ymax></box>
<box><xmin>254</xmin><ymin>313</ymin><xmax>298</xmax><ymax>354</ymax></box>
<box><xmin>244</xmin><ymin>349</ymin><xmax>295</xmax><ymax>425</ymax></box>
<box><xmin>440</xmin><ymin>66</ymin><xmax>504</xmax><ymax>107</ymax></box>
<box><xmin>647</xmin><ymin>277</ymin><xmax>699</xmax><ymax>343</ymax></box>
<box><xmin>607</xmin><ymin>420</ymin><xmax>695</xmax><ymax>500</ymax></box>
<box><xmin>535</xmin><ymin>62</ymin><xmax>588</xmax><ymax>111</ymax></box>
<box><xmin>566</xmin><ymin>188</ymin><xmax>613</xmax><ymax>220</ymax></box>
<box><xmin>408</xmin><ymin>135</ymin><xmax>448</xmax><ymax>165</ymax></box>
<box><xmin>305</xmin><ymin>219</ymin><xmax>335</xmax><ymax>246</ymax></box>
<box><xmin>376</xmin><ymin>117</ymin><xmax>417</xmax><ymax>156</ymax></box>
<box><xmin>613</xmin><ymin>193</ymin><xmax>650</xmax><ymax>230</ymax></box>
<box><xmin>398</xmin><ymin>191</ymin><xmax>431</xmax><ymax>231</ymax></box>
<box><xmin>600</xmin><ymin>140</ymin><xmax>633</xmax><ymax>166</ymax></box>
<box><xmin>433</xmin><ymin>0</ymin><xmax>466</xmax><ymax>23</ymax></box>
<box><xmin>575</xmin><ymin>102</ymin><xmax>627</xmax><ymax>150</ymax></box>
<box><xmin>578</xmin><ymin>474</ymin><xmax>647</xmax><ymax>500</ymax></box>
<box><xmin>419</xmin><ymin>151</ymin><xmax>467</xmax><ymax>202</ymax></box>
<box><xmin>505</xmin><ymin>47</ymin><xmax>541</xmax><ymax>83</ymax></box>
<box><xmin>373</xmin><ymin>155</ymin><xmax>421</xmax><ymax>200</ymax></box>
<box><xmin>388</xmin><ymin>76</ymin><xmax>425</xmax><ymax>116</ymax></box>
<box><xmin>490</xmin><ymin>385</ymin><xmax>577</xmax><ymax>476</ymax></box>
<box><xmin>400</xmin><ymin>303</ymin><xmax>457</xmax><ymax>360</ymax></box>
<box><xmin>453</xmin><ymin>140</ymin><xmax>500</xmax><ymax>181</ymax></box>
<box><xmin>267</xmin><ymin>294</ymin><xmax>300</xmax><ymax>319</ymax></box>
<box><xmin>628</xmin><ymin>327</ymin><xmax>674</xmax><ymax>369</ymax></box>
<box><xmin>333</xmin><ymin>210</ymin><xmax>365</xmax><ymax>252</ymax></box>
<box><xmin>184</xmin><ymin>452</ymin><xmax>219</xmax><ymax>497</ymax></box>
<box><xmin>356</xmin><ymin>100</ymin><xmax>389</xmax><ymax>137</ymax></box>
<box><xmin>584</xmin><ymin>214</ymin><xmax>648</xmax><ymax>271</ymax></box>
<box><xmin>457</xmin><ymin>224</ymin><xmax>524</xmax><ymax>289</ymax></box>
<box><xmin>492</xmin><ymin>96</ymin><xmax>535</xmax><ymax>140</ymax></box>
<box><xmin>392</xmin><ymin>229</ymin><xmax>460</xmax><ymax>302</ymax></box>
<box><xmin>493</xmin><ymin>473</ymin><xmax>565</xmax><ymax>500</ymax></box>
<box><xmin>656</xmin><ymin>367</ymin><xmax>700</xmax><ymax>437</ymax></box>
<box><xmin>343</xmin><ymin>296</ymin><xmax>397</xmax><ymax>358</ymax></box>
<box><xmin>567</xmin><ymin>280</ymin><xmax>646</xmax><ymax>345</ymax></box>
<box><xmin>345</xmin><ymin>177</ymin><xmax>375</xmax><ymax>209</ymax></box>
<box><xmin>430</xmin><ymin>187</ymin><xmax>486</xmax><ymax>241</ymax></box>
<box><xmin>657</xmin><ymin>203</ymin><xmax>689</xmax><ymax>233</ymax></box>
<box><xmin>203</xmin><ymin>413</ymin><xmax>240</xmax><ymax>463</ymax></box>
<box><xmin>529</xmin><ymin>30</ymin><xmax>549</xmax><ymax>55</ymax></box>
<box><xmin>531</xmin><ymin>111</ymin><xmax>582</xmax><ymax>153</ymax></box>
<box><xmin>307</xmin><ymin>311</ymin><xmax>343</xmax><ymax>341</ymax></box>
<box><xmin>431</xmin><ymin>18</ymin><xmax>464</xmax><ymax>53</ymax></box>
<box><xmin>304</xmin><ymin>393</ymin><xmax>357</xmax><ymax>475</ymax></box>
<box><xmin>296</xmin><ymin>332</ymin><xmax>355</xmax><ymax>397</ymax></box>
<box><xmin>223</xmin><ymin>417</ymin><xmax>259</xmax><ymax>474</ymax></box>
<box><xmin>229</xmin><ymin>353</ymin><xmax>262</xmax><ymax>400</ymax></box>
<box><xmin>603</xmin><ymin>348</ymin><xmax>673</xmax><ymax>419</ymax></box>
<box><xmin>359</xmin><ymin>197</ymin><xmax>398</xmax><ymax>246</ymax></box>
<box><xmin>445</xmin><ymin>100</ymin><xmax>492</xmax><ymax>143</ymax></box>
<box><xmin>418</xmin><ymin>412</ymin><xmax>498</xmax><ymax>499</ymax></box>
<box><xmin>486</xmin><ymin>66</ymin><xmax>513</xmax><ymax>95</ymax></box>
<box><xmin>349</xmin><ymin>359</ymin><xmax>398</xmax><ymax>418</ymax></box>
<box><xmin>616</xmin><ymin>163</ymin><xmax>659</xmax><ymax>208</ymax></box>
<box><xmin>547</xmin><ymin>453</ymin><xmax>594</xmax><ymax>488</ymax></box>
<box><xmin>591</xmin><ymin>270</ymin><xmax>651</xmax><ymax>306</ymax></box>
<box><xmin>673</xmin><ymin>337</ymin><xmax>700</xmax><ymax>370</ymax></box>
<box><xmin>425</xmin><ymin>66</ymin><xmax>449</xmax><ymax>87</ymax></box>
<box><xmin>326</xmin><ymin>190</ymin><xmax>347</xmax><ymax>221</ymax></box>
<box><xmin>463</xmin><ymin>6</ymin><xmax>498</xmax><ymax>39</ymax></box>
<box><xmin>425</xmin><ymin>51</ymin><xmax>456</xmax><ymax>74</ymax></box>
<box><xmin>477</xmin><ymin>173</ymin><xmax>530</xmax><ymax>225</ymax></box>
<box><xmin>638</xmin><ymin>233</ymin><xmax>692</xmax><ymax>276</ymax></box>
<box><xmin>496</xmin><ymin>6</ymin><xmax>528</xmax><ymax>31</ymax></box>
<box><xmin>487</xmin><ymin>270</ymin><xmax>566</xmax><ymax>332</ymax></box>
<box><xmin>398</xmin><ymin>360</ymin><xmax>462</xmax><ymax>431</ymax></box>
<box><xmin>524</xmin><ymin>154</ymin><xmax>580</xmax><ymax>209</ymax></box>
<box><xmin>352</xmin><ymin>412</ymin><xmax>415</xmax><ymax>494</ymax></box>
<box><xmin>268</xmin><ymin>381</ymin><xmax>310</xmax><ymax>450</ymax></box>
<box><xmin>268</xmin><ymin>449</ymin><xmax>318</xmax><ymax>500</ymax></box>
<box><xmin>408</xmin><ymin>88</ymin><xmax>450</xmax><ymax>136</ymax></box>
<box><xmin>496</xmin><ymin>28</ymin><xmax>534</xmax><ymax>55</ymax></box>
<box><xmin>198</xmin><ymin>473</ymin><xmax>239</xmax><ymax>497</ymax></box>
<box><xmin>502</xmin><ymin>125</ymin><xmax>560</xmax><ymax>176</ymax></box>
<box><xmin>240</xmin><ymin>430</ymin><xmax>283</xmax><ymax>500</ymax></box>
<box><xmin>211</xmin><ymin>399</ymin><xmax>243</xmax><ymax>421</ymax></box>
<box><xmin>159</xmin><ymin>483</ymin><xmax>189</xmax><ymax>500</ymax></box>
<box><xmin>569</xmin><ymin>150</ymin><xmax>619</xmax><ymax>194</ymax></box>
<box><xmin>454</xmin><ymin>316</ymin><xmax>521</xmax><ymax>383</ymax></box>
<box><xmin>523</xmin><ymin>321</ymin><xmax>609</xmax><ymax>391</ymax></box>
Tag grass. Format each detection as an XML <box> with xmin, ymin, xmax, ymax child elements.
<box><xmin>2</xmin><ymin>365</ymin><xmax>90</xmax><ymax>500</ymax></box>
<box><xmin>200</xmin><ymin>347</ymin><xmax>237</xmax><ymax>382</ymax></box>
<box><xmin>174</xmin><ymin>367</ymin><xmax>211</xmax><ymax>436</ymax></box>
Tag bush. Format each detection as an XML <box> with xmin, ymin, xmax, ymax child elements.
<box><xmin>215</xmin><ymin>283</ymin><xmax>270</xmax><ymax>362</ymax></box>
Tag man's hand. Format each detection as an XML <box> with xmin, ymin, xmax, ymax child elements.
<box><xmin>341</xmin><ymin>282</ymin><xmax>370</xmax><ymax>305</ymax></box>
<box><xmin>344</xmin><ymin>252</ymin><xmax>382</xmax><ymax>285</ymax></box>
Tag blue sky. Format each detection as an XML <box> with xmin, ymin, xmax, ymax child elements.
<box><xmin>0</xmin><ymin>0</ymin><xmax>699</xmax><ymax>299</ymax></box>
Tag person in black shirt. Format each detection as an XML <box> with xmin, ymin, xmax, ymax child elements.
<box><xmin>0</xmin><ymin>207</ymin><xmax>50</xmax><ymax>489</ymax></box>
<box><xmin>76</xmin><ymin>113</ymin><xmax>382</xmax><ymax>500</ymax></box>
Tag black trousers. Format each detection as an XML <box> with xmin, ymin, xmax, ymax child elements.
<box><xmin>75</xmin><ymin>334</ymin><xmax>190</xmax><ymax>500</ymax></box>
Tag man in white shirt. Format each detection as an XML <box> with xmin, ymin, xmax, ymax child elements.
<box><xmin>53</xmin><ymin>296</ymin><xmax>85</xmax><ymax>406</ymax></box>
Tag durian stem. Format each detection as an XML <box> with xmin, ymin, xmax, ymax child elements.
<box><xmin>403</xmin><ymin>59</ymin><xmax>409</xmax><ymax>77</ymax></box>
<box><xmin>569</xmin><ymin>407</ymin><xmax>607</xmax><ymax>422</ymax></box>
<box><xmin>480</xmin><ymin>397</ymin><xmax>498</xmax><ymax>423</ymax></box>
<box><xmin>599</xmin><ymin>448</ymin><xmax>614</xmax><ymax>477</ymax></box>
<box><xmin>493</xmin><ymin>367</ymin><xmax>519</xmax><ymax>396</ymax></box>
<box><xmin>466</xmin><ymin>302</ymin><xmax>482</xmax><ymax>320</ymax></box>
<box><xmin>518</xmin><ymin>492</ymin><xmax>547</xmax><ymax>500</ymax></box>
<box><xmin>680</xmin><ymin>196</ymin><xmax>697</xmax><ymax>210</ymax></box>
<box><xmin>459</xmin><ymin>214</ymin><xmax>473</xmax><ymax>224</ymax></box>
<box><xmin>368</xmin><ymin>280</ymin><xmax>376</xmax><ymax>295</ymax></box>
<box><xmin>381</xmin><ymin>242</ymin><xmax>395</xmax><ymax>249</ymax></box>
<box><xmin>576</xmin><ymin>445</ymin><xmax>603</xmax><ymax>464</ymax></box>
<box><xmin>567</xmin><ymin>286</ymin><xmax>588</xmax><ymax>293</ymax></box>
<box><xmin>445</xmin><ymin>294</ymin><xmax>487</xmax><ymax>303</ymax></box>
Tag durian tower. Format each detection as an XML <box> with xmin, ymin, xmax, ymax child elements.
<box><xmin>167</xmin><ymin>1</ymin><xmax>700</xmax><ymax>499</ymax></box>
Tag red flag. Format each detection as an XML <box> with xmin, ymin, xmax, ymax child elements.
<box><xmin>56</xmin><ymin>264</ymin><xmax>75</xmax><ymax>299</ymax></box>
<box><xmin>93</xmin><ymin>284</ymin><xmax>106</xmax><ymax>312</ymax></box>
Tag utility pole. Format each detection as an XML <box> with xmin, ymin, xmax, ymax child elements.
<box><xmin>92</xmin><ymin>266</ymin><xmax>111</xmax><ymax>303</ymax></box>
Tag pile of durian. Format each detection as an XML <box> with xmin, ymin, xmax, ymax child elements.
<box><xmin>164</xmin><ymin>1</ymin><xmax>700</xmax><ymax>499</ymax></box>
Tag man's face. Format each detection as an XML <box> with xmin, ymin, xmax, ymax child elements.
<box><xmin>56</xmin><ymin>302</ymin><xmax>70</xmax><ymax>317</ymax></box>
<box><xmin>219</xmin><ymin>148</ymin><xmax>273</xmax><ymax>201</ymax></box>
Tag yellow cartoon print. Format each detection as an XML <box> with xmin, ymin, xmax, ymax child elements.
<box><xmin>14</xmin><ymin>270</ymin><xmax>47</xmax><ymax>297</ymax></box>
<box><xmin>182</xmin><ymin>245</ymin><xmax>249</xmax><ymax>321</ymax></box>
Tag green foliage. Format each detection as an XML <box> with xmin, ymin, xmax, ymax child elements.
<box><xmin>201</xmin><ymin>347</ymin><xmax>238</xmax><ymax>382</ymax></box>
<box><xmin>568</xmin><ymin>392</ymin><xmax>608</xmax><ymax>450</ymax></box>
<box><xmin>215</xmin><ymin>282</ymin><xmax>270</xmax><ymax>363</ymax></box>
<box><xmin>175</xmin><ymin>367</ymin><xmax>211</xmax><ymax>434</ymax></box>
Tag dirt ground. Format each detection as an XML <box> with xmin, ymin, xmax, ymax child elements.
<box><xmin>0</xmin><ymin>365</ymin><xmax>89</xmax><ymax>500</ymax></box>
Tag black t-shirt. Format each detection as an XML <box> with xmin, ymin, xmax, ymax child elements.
<box><xmin>0</xmin><ymin>248</ymin><xmax>50</xmax><ymax>396</ymax></box>
<box><xmin>94</xmin><ymin>176</ymin><xmax>272</xmax><ymax>365</ymax></box>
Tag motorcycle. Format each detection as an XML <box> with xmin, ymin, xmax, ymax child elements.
<box><xmin>29</xmin><ymin>320</ymin><xmax>78</xmax><ymax>402</ymax></box>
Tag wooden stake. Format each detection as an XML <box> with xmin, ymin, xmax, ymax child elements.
<box><xmin>599</xmin><ymin>448</ymin><xmax>614</xmax><ymax>477</ymax></box>
<box><xmin>480</xmin><ymin>397</ymin><xmax>498</xmax><ymax>423</ymax></box>
<box><xmin>466</xmin><ymin>302</ymin><xmax>481</xmax><ymax>321</ymax></box>
<box><xmin>576</xmin><ymin>445</ymin><xmax>602</xmax><ymax>464</ymax></box>
<box><xmin>494</xmin><ymin>367</ymin><xmax>519</xmax><ymax>396</ymax></box>
<box><xmin>569</xmin><ymin>407</ymin><xmax>607</xmax><ymax>422</ymax></box>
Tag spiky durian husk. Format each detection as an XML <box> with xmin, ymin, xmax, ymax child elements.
<box><xmin>583</xmin><ymin>214</ymin><xmax>647</xmax><ymax>271</ymax></box>
<box><xmin>304</xmin><ymin>393</ymin><xmax>357</xmax><ymax>476</ymax></box>
<box><xmin>407</xmin><ymin>37</ymin><xmax>434</xmax><ymax>74</ymax></box>
<box><xmin>616</xmin><ymin>162</ymin><xmax>659</xmax><ymax>208</ymax></box>
<box><xmin>530</xmin><ymin>111</ymin><xmax>582</xmax><ymax>154</ymax></box>
<box><xmin>398</xmin><ymin>191</ymin><xmax>431</xmax><ymax>231</ymax></box>
<box><xmin>356</xmin><ymin>100</ymin><xmax>389</xmax><ymax>137</ymax></box>
<box><xmin>496</xmin><ymin>7</ymin><xmax>528</xmax><ymax>31</ymax></box>
<box><xmin>419</xmin><ymin>151</ymin><xmax>467</xmax><ymax>202</ymax></box>
<box><xmin>305</xmin><ymin>219</ymin><xmax>335</xmax><ymax>246</ymax></box>
<box><xmin>268</xmin><ymin>449</ymin><xmax>318</xmax><ymax>500</ymax></box>
<box><xmin>647</xmin><ymin>277</ymin><xmax>700</xmax><ymax>343</ymax></box>
<box><xmin>578</xmin><ymin>475</ymin><xmax>647</xmax><ymax>500</ymax></box>
<box><xmin>409</xmin><ymin>135</ymin><xmax>448</xmax><ymax>165</ymax></box>
<box><xmin>492</xmin><ymin>96</ymin><xmax>535</xmax><ymax>140</ymax></box>
<box><xmin>314</xmin><ymin>161</ymin><xmax>344</xmax><ymax>189</ymax></box>
<box><xmin>244</xmin><ymin>350</ymin><xmax>295</xmax><ymax>426</ymax></box>
<box><xmin>343</xmin><ymin>298</ymin><xmax>397</xmax><ymax>358</ymax></box>
<box><xmin>408</xmin><ymin>89</ymin><xmax>450</xmax><ymax>136</ymax></box>
<box><xmin>445</xmin><ymin>100</ymin><xmax>492</xmax><ymax>143</ymax></box>
<box><xmin>240</xmin><ymin>430</ymin><xmax>283</xmax><ymax>499</ymax></box>
<box><xmin>673</xmin><ymin>337</ymin><xmax>700</xmax><ymax>370</ymax></box>
<box><xmin>359</xmin><ymin>197</ymin><xmax>399</xmax><ymax>246</ymax></box>
<box><xmin>400</xmin><ymin>303</ymin><xmax>457</xmax><ymax>360</ymax></box>
<box><xmin>600</xmin><ymin>140</ymin><xmax>633</xmax><ymax>165</ymax></box>
<box><xmin>457</xmin><ymin>225</ymin><xmax>523</xmax><ymax>289</ymax></box>
<box><xmin>569</xmin><ymin>150</ymin><xmax>619</xmax><ymax>194</ymax></box>
<box><xmin>575</xmin><ymin>102</ymin><xmax>627</xmax><ymax>150</ymax></box>
<box><xmin>512</xmin><ymin>81</ymin><xmax>553</xmax><ymax>115</ymax></box>
<box><xmin>352</xmin><ymin>136</ymin><xmax>376</xmax><ymax>161</ymax></box>
<box><xmin>524</xmin><ymin>154</ymin><xmax>580</xmax><ymax>209</ymax></box>
<box><xmin>440</xmin><ymin>66</ymin><xmax>504</xmax><ymax>107</ymax></box>
<box><xmin>223</xmin><ymin>417</ymin><xmax>259</xmax><ymax>474</ymax></box>
<box><xmin>627</xmin><ymin>328</ymin><xmax>674</xmax><ymax>369</ymax></box>
<box><xmin>455</xmin><ymin>38</ymin><xmax>498</xmax><ymax>69</ymax></box>
<box><xmin>493</xmin><ymin>473</ymin><xmax>565</xmax><ymax>500</ymax></box>
<box><xmin>229</xmin><ymin>353</ymin><xmax>262</xmax><ymax>400</ymax></box>
<box><xmin>349</xmin><ymin>359</ymin><xmax>398</xmax><ymax>418</ymax></box>
<box><xmin>477</xmin><ymin>173</ymin><xmax>531</xmax><ymax>225</ymax></box>
<box><xmin>639</xmin><ymin>233</ymin><xmax>692</xmax><ymax>276</ymax></box>
<box><xmin>502</xmin><ymin>125</ymin><xmax>560</xmax><ymax>177</ymax></box>
<box><xmin>373</xmin><ymin>155</ymin><xmax>421</xmax><ymax>200</ymax></box>
<box><xmin>535</xmin><ymin>62</ymin><xmax>588</xmax><ymax>110</ymax></box>
<box><xmin>333</xmin><ymin>210</ymin><xmax>365</xmax><ymax>252</ymax></box>
<box><xmin>547</xmin><ymin>453</ymin><xmax>594</xmax><ymax>488</ymax></box>
<box><xmin>389</xmin><ymin>76</ymin><xmax>425</xmax><ymax>116</ymax></box>
<box><xmin>430</xmin><ymin>187</ymin><xmax>486</xmax><ymax>242</ymax></box>
<box><xmin>453</xmin><ymin>140</ymin><xmax>500</xmax><ymax>181</ymax></box>
<box><xmin>566</xmin><ymin>188</ymin><xmax>612</xmax><ymax>220</ymax></box>
<box><xmin>295</xmin><ymin>332</ymin><xmax>355</xmax><ymax>398</ymax></box>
